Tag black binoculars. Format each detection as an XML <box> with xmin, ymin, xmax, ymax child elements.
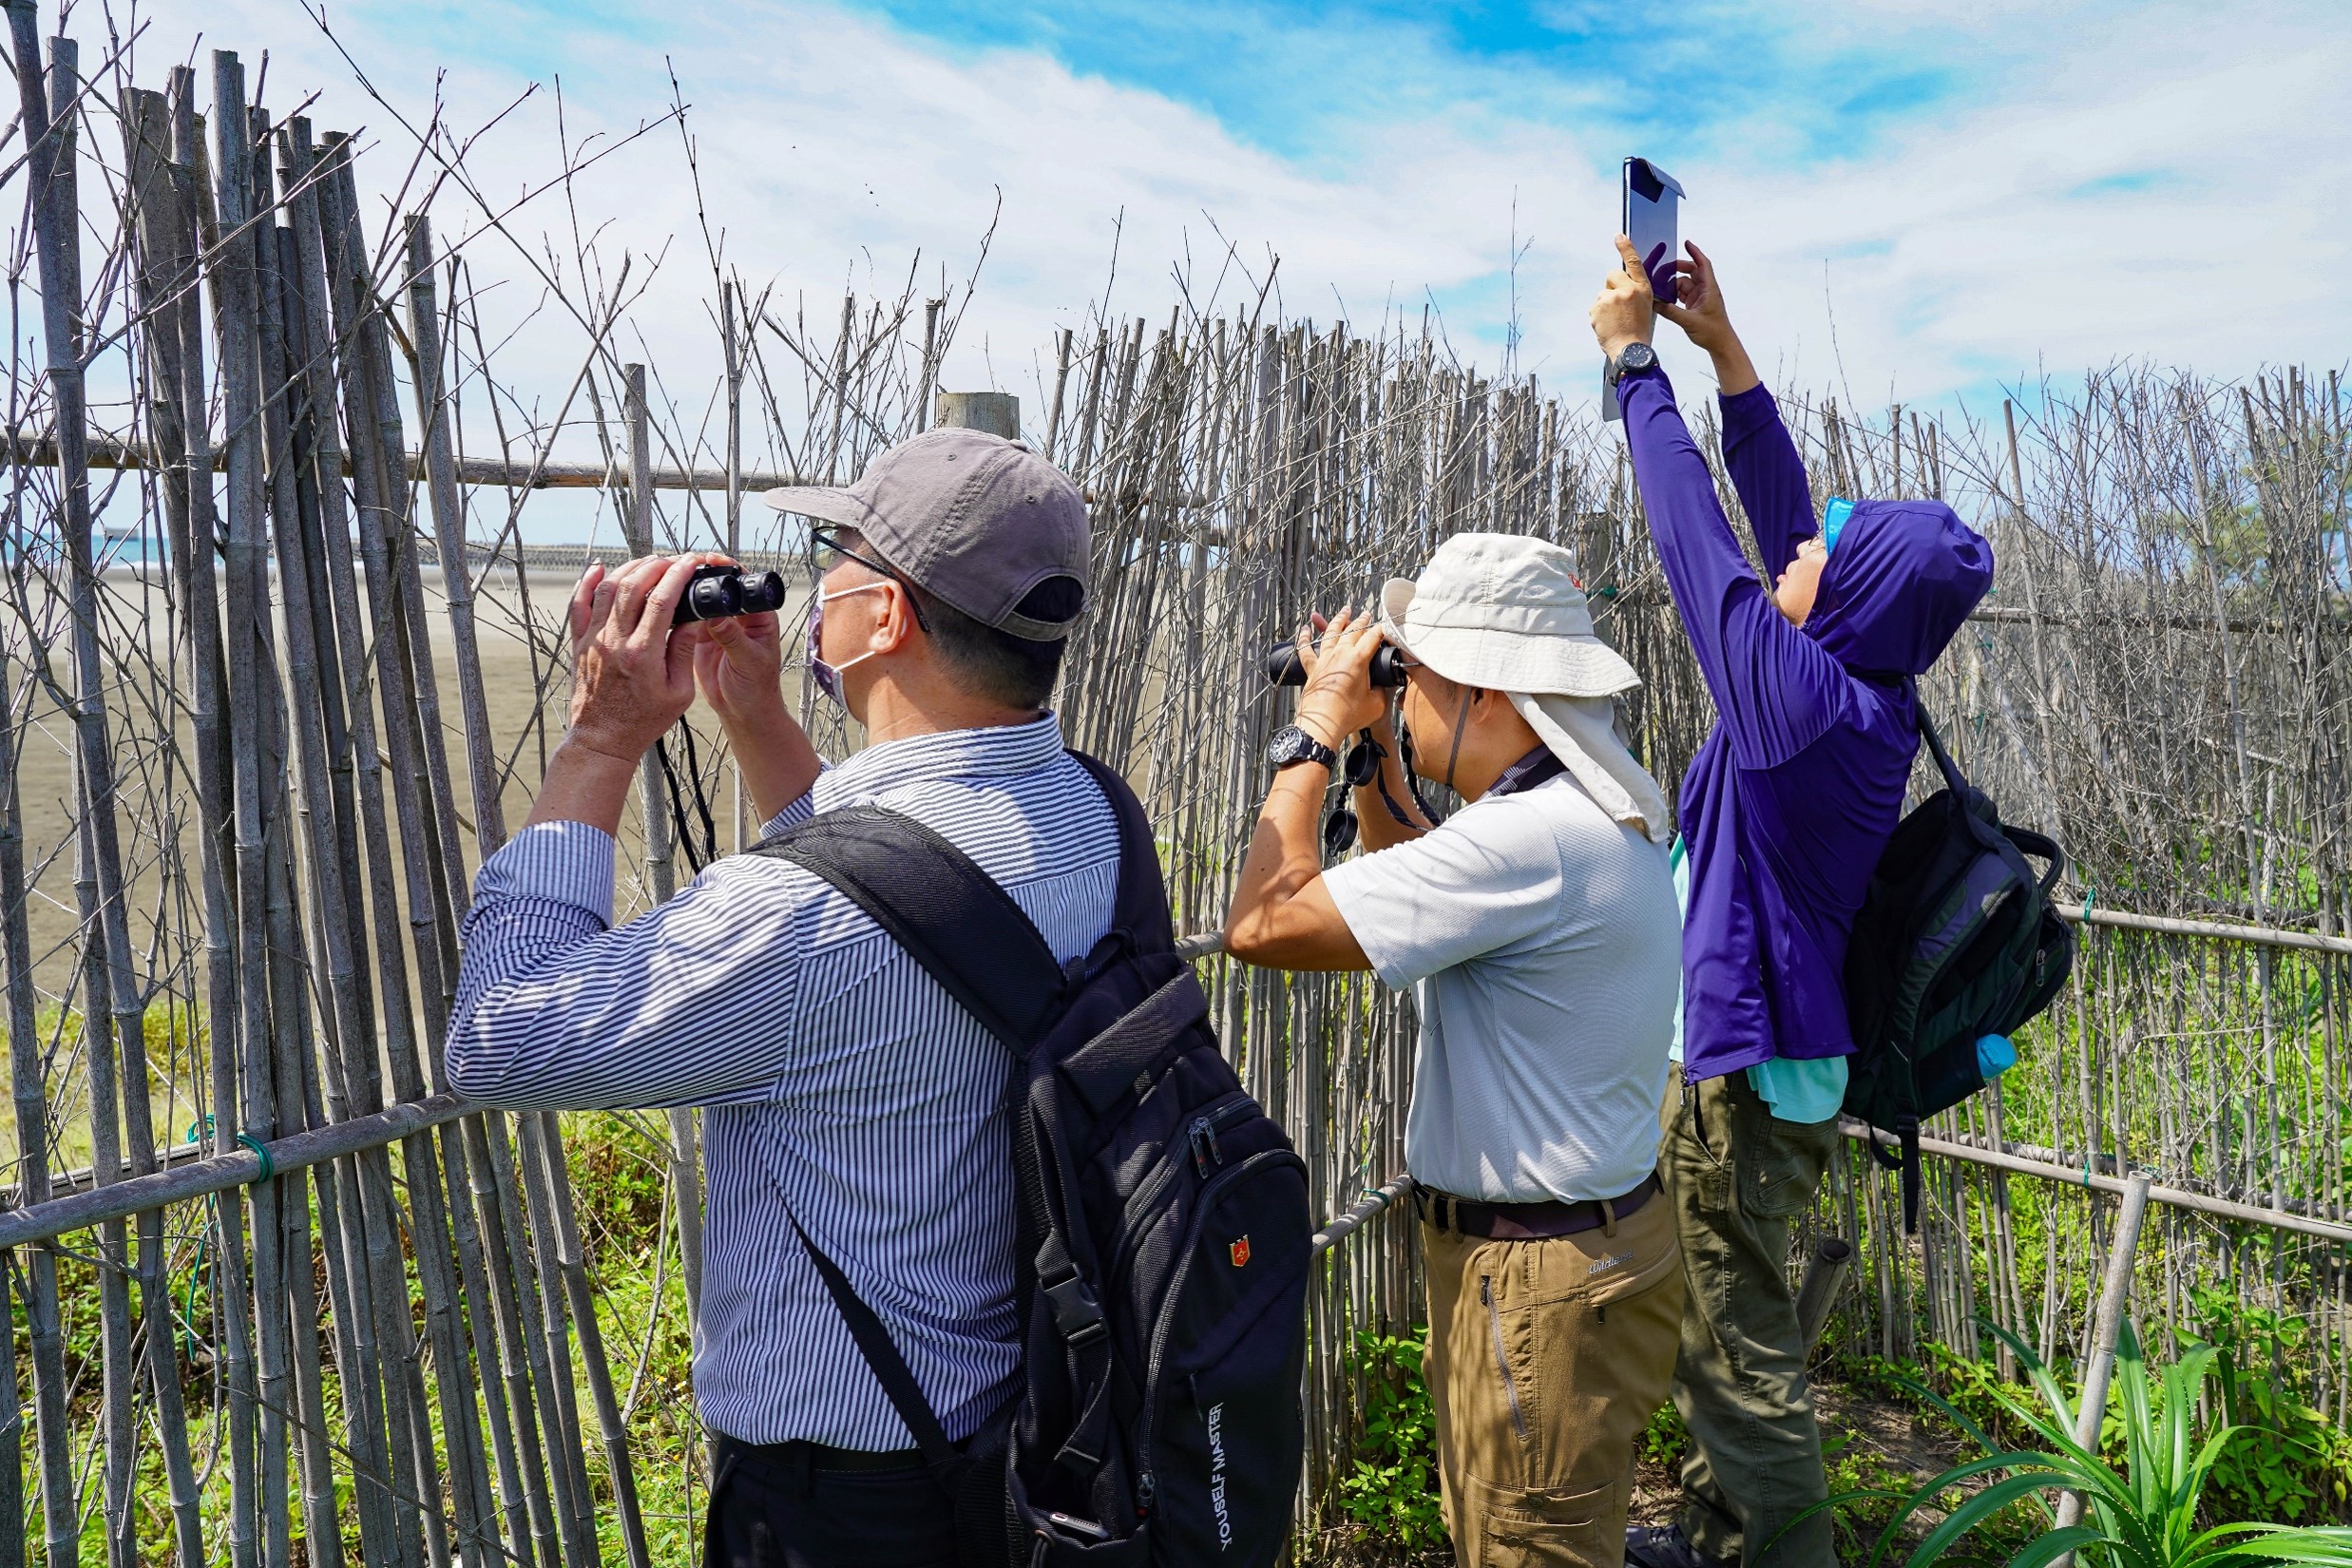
<box><xmin>1264</xmin><ymin>640</ymin><xmax>1409</xmax><ymax>688</ymax></box>
<box><xmin>674</xmin><ymin>564</ymin><xmax>790</xmax><ymax>625</ymax></box>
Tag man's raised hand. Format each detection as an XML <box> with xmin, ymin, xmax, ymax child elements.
<box><xmin>1292</xmin><ymin>607</ymin><xmax>1390</xmax><ymax>749</ymax></box>
<box><xmin>690</xmin><ymin>559</ymin><xmax>789</xmax><ymax>730</ymax></box>
<box><xmin>563</xmin><ymin>554</ymin><xmax>709</xmax><ymax>764</ymax></box>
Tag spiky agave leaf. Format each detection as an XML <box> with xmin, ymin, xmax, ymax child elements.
<box><xmin>2173</xmin><ymin>1520</ymin><xmax>2352</xmax><ymax>1565</ymax></box>
<box><xmin>1820</xmin><ymin>1319</ymin><xmax>2352</xmax><ymax>1567</ymax></box>
<box><xmin>2004</xmin><ymin>1525</ymin><xmax>2108</xmax><ymax>1568</ymax></box>
<box><xmin>1904</xmin><ymin>1470</ymin><xmax>2089</xmax><ymax>1567</ymax></box>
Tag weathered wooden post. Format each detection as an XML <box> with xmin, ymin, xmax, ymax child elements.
<box><xmin>935</xmin><ymin>390</ymin><xmax>1020</xmax><ymax>439</ymax></box>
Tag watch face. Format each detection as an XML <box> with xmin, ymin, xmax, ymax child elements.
<box><xmin>1621</xmin><ymin>342</ymin><xmax>1657</xmax><ymax>372</ymax></box>
<box><xmin>1266</xmin><ymin>725</ymin><xmax>1329</xmax><ymax>768</ymax></box>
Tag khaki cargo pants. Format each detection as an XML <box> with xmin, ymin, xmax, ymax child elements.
<box><xmin>1422</xmin><ymin>1185</ymin><xmax>1684</xmax><ymax>1566</ymax></box>
<box><xmin>1660</xmin><ymin>1072</ymin><xmax>1841</xmax><ymax>1568</ymax></box>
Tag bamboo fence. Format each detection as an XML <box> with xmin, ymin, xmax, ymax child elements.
<box><xmin>0</xmin><ymin>8</ymin><xmax>2347</xmax><ymax>1560</ymax></box>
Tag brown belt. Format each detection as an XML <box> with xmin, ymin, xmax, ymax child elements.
<box><xmin>1416</xmin><ymin>1172</ymin><xmax>1660</xmax><ymax>1240</ymax></box>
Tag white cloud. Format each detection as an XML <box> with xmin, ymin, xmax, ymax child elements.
<box><xmin>84</xmin><ymin>0</ymin><xmax>2352</xmax><ymax>516</ymax></box>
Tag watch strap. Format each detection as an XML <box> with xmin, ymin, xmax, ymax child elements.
<box><xmin>1607</xmin><ymin>343</ymin><xmax>1655</xmax><ymax>387</ymax></box>
<box><xmin>1270</xmin><ymin>724</ymin><xmax>1338</xmax><ymax>770</ymax></box>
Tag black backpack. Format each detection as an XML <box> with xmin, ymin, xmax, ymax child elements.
<box><xmin>750</xmin><ymin>752</ymin><xmax>1311</xmax><ymax>1567</ymax></box>
<box><xmin>1841</xmin><ymin>689</ymin><xmax>2073</xmax><ymax>1231</ymax></box>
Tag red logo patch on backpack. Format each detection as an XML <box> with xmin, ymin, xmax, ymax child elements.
<box><xmin>1230</xmin><ymin>1236</ymin><xmax>1252</xmax><ymax>1268</ymax></box>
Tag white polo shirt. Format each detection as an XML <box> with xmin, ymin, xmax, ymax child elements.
<box><xmin>1321</xmin><ymin>772</ymin><xmax>1681</xmax><ymax>1203</ymax></box>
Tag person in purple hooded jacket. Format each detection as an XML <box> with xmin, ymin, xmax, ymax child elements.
<box><xmin>1590</xmin><ymin>237</ymin><xmax>1994</xmax><ymax>1568</ymax></box>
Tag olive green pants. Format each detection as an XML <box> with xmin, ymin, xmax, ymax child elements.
<box><xmin>1422</xmin><ymin>1186</ymin><xmax>1684</xmax><ymax>1567</ymax></box>
<box><xmin>1659</xmin><ymin>1073</ymin><xmax>1840</xmax><ymax>1568</ymax></box>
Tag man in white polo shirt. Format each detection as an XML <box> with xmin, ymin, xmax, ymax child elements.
<box><xmin>1223</xmin><ymin>532</ymin><xmax>1685</xmax><ymax>1567</ymax></box>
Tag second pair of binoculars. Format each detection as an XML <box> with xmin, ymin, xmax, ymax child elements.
<box><xmin>674</xmin><ymin>563</ymin><xmax>792</xmax><ymax>624</ymax></box>
<box><xmin>1264</xmin><ymin>638</ymin><xmax>1409</xmax><ymax>688</ymax></box>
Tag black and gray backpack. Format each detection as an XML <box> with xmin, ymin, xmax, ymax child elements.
<box><xmin>1841</xmin><ymin>688</ymin><xmax>2073</xmax><ymax>1230</ymax></box>
<box><xmin>751</xmin><ymin>752</ymin><xmax>1310</xmax><ymax>1566</ymax></box>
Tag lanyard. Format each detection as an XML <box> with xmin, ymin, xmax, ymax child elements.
<box><xmin>1483</xmin><ymin>745</ymin><xmax>1567</xmax><ymax>801</ymax></box>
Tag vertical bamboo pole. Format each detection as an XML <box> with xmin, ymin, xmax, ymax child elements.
<box><xmin>723</xmin><ymin>279</ymin><xmax>748</xmax><ymax>849</ymax></box>
<box><xmin>263</xmin><ymin>188</ymin><xmax>382</xmax><ymax>1568</ymax></box>
<box><xmin>246</xmin><ymin>110</ymin><xmax>354</xmax><ymax>1568</ymax></box>
<box><xmin>15</xmin><ymin>40</ymin><xmax>116</xmax><ymax>1568</ymax></box>
<box><xmin>112</xmin><ymin>78</ymin><xmax>213</xmax><ymax>1568</ymax></box>
<box><xmin>313</xmin><ymin>125</ymin><xmax>447</xmax><ymax>1568</ymax></box>
<box><xmin>406</xmin><ymin>216</ymin><xmax>506</xmax><ymax>851</ymax></box>
<box><xmin>38</xmin><ymin>70</ymin><xmax>140</xmax><ymax>1568</ymax></box>
<box><xmin>0</xmin><ymin>638</ymin><xmax>73</xmax><ymax>1568</ymax></box>
<box><xmin>275</xmin><ymin>119</ymin><xmax>414</xmax><ymax>1568</ymax></box>
<box><xmin>0</xmin><ymin>1255</ymin><xmax>14</xmax><ymax>1568</ymax></box>
<box><xmin>2054</xmin><ymin>1172</ymin><xmax>2151</xmax><ymax>1556</ymax></box>
<box><xmin>210</xmin><ymin>57</ymin><xmax>302</xmax><ymax>1568</ymax></box>
<box><xmin>917</xmin><ymin>295</ymin><xmax>943</xmax><ymax>432</ymax></box>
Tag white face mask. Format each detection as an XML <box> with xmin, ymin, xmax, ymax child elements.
<box><xmin>804</xmin><ymin>580</ymin><xmax>891</xmax><ymax>705</ymax></box>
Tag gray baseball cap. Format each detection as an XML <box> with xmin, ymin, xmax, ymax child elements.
<box><xmin>761</xmin><ymin>429</ymin><xmax>1090</xmax><ymax>641</ymax></box>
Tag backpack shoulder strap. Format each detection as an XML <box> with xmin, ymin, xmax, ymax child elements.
<box><xmin>1067</xmin><ymin>750</ymin><xmax>1175</xmax><ymax>953</ymax></box>
<box><xmin>780</xmin><ymin>1206</ymin><xmax>962</xmax><ymax>1471</ymax></box>
<box><xmin>1905</xmin><ymin>677</ymin><xmax>1970</xmax><ymax>796</ymax></box>
<box><xmin>748</xmin><ymin>804</ymin><xmax>1065</xmax><ymax>1050</ymax></box>
<box><xmin>746</xmin><ymin>804</ymin><xmax>1073</xmax><ymax>1465</ymax></box>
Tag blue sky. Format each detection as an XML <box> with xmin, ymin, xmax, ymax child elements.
<box><xmin>840</xmin><ymin>0</ymin><xmax>1974</xmax><ymax>170</ymax></box>
<box><xmin>142</xmin><ymin>0</ymin><xmax>2352</xmax><ymax>508</ymax></box>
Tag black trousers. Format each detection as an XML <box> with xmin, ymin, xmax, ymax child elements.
<box><xmin>703</xmin><ymin>1434</ymin><xmax>958</xmax><ymax>1568</ymax></box>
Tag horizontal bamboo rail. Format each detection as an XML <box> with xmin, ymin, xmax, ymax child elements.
<box><xmin>0</xmin><ymin>1089</ymin><xmax>1425</xmax><ymax>1259</ymax></box>
<box><xmin>15</xmin><ymin>430</ymin><xmax>1202</xmax><ymax>505</ymax></box>
<box><xmin>1841</xmin><ymin>1119</ymin><xmax>2352</xmax><ymax>1247</ymax></box>
<box><xmin>19</xmin><ymin>1075</ymin><xmax>2340</xmax><ymax>1265</ymax></box>
<box><xmin>1311</xmin><ymin>1176</ymin><xmax>1415</xmax><ymax>1252</ymax></box>
<box><xmin>2055</xmin><ymin>901</ymin><xmax>2352</xmax><ymax>954</ymax></box>
<box><xmin>0</xmin><ymin>1095</ymin><xmax>471</xmax><ymax>1247</ymax></box>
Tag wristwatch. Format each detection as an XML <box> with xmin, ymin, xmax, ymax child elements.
<box><xmin>1606</xmin><ymin>340</ymin><xmax>1659</xmax><ymax>387</ymax></box>
<box><xmin>1265</xmin><ymin>724</ymin><xmax>1338</xmax><ymax>772</ymax></box>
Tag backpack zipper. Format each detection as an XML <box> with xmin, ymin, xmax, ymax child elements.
<box><xmin>1482</xmin><ymin>1276</ymin><xmax>1528</xmax><ymax>1442</ymax></box>
<box><xmin>1187</xmin><ymin>1115</ymin><xmax>1224</xmax><ymax>1178</ymax></box>
<box><xmin>1105</xmin><ymin>1097</ymin><xmax>1257</xmax><ymax>1290</ymax></box>
<box><xmin>1135</xmin><ymin>1148</ymin><xmax>1310</xmax><ymax>1490</ymax></box>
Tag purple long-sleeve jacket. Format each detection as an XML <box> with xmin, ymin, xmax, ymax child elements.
<box><xmin>1619</xmin><ymin>366</ymin><xmax>1993</xmax><ymax>1081</ymax></box>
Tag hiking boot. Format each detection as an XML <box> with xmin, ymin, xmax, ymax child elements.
<box><xmin>1624</xmin><ymin>1522</ymin><xmax>1734</xmax><ymax>1568</ymax></box>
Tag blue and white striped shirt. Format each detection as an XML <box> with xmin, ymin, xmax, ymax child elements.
<box><xmin>446</xmin><ymin>717</ymin><xmax>1118</xmax><ymax>1448</ymax></box>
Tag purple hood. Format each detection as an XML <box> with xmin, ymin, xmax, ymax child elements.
<box><xmin>1621</xmin><ymin>372</ymin><xmax>1992</xmax><ymax>1079</ymax></box>
<box><xmin>1810</xmin><ymin>499</ymin><xmax>1995</xmax><ymax>677</ymax></box>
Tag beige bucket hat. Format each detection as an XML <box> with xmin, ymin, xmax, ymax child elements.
<box><xmin>1380</xmin><ymin>532</ymin><xmax>1672</xmax><ymax>843</ymax></box>
<box><xmin>1377</xmin><ymin>532</ymin><xmax>1640</xmax><ymax>697</ymax></box>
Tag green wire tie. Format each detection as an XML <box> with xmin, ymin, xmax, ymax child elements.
<box><xmin>185</xmin><ymin>1116</ymin><xmax>276</xmax><ymax>1185</ymax></box>
<box><xmin>237</xmin><ymin>1133</ymin><xmax>274</xmax><ymax>1186</ymax></box>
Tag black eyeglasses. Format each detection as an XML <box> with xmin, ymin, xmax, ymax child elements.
<box><xmin>810</xmin><ymin>526</ymin><xmax>931</xmax><ymax>632</ymax></box>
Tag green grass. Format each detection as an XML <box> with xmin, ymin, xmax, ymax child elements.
<box><xmin>1</xmin><ymin>1002</ymin><xmax>211</xmax><ymax>1170</ymax></box>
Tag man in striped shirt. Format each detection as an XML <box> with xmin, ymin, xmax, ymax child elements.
<box><xmin>446</xmin><ymin>430</ymin><xmax>1103</xmax><ymax>1567</ymax></box>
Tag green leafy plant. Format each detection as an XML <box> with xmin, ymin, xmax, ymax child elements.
<box><xmin>1807</xmin><ymin>1321</ymin><xmax>2352</xmax><ymax>1566</ymax></box>
<box><xmin>1640</xmin><ymin>1397</ymin><xmax>1688</xmax><ymax>1470</ymax></box>
<box><xmin>1337</xmin><ymin>1328</ymin><xmax>1447</xmax><ymax>1551</ymax></box>
<box><xmin>2192</xmin><ymin>1288</ymin><xmax>2352</xmax><ymax>1523</ymax></box>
